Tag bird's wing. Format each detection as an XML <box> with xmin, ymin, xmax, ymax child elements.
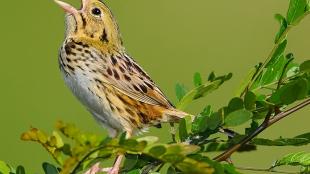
<box><xmin>99</xmin><ymin>53</ymin><xmax>174</xmax><ymax>108</ymax></box>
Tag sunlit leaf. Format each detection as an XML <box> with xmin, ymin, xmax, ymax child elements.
<box><xmin>269</xmin><ymin>40</ymin><xmax>287</xmax><ymax>67</ymax></box>
<box><xmin>0</xmin><ymin>161</ymin><xmax>11</xmax><ymax>174</ymax></box>
<box><xmin>176</xmin><ymin>73</ymin><xmax>231</xmax><ymax>110</ymax></box>
<box><xmin>287</xmin><ymin>0</ymin><xmax>308</xmax><ymax>24</ymax></box>
<box><xmin>274</xmin><ymin>14</ymin><xmax>288</xmax><ymax>43</ymax></box>
<box><xmin>252</xmin><ymin>43</ymin><xmax>288</xmax><ymax>91</ymax></box>
<box><xmin>273</xmin><ymin>152</ymin><xmax>310</xmax><ymax>168</ymax></box>
<box><xmin>52</xmin><ymin>131</ymin><xmax>64</xmax><ymax>149</ymax></box>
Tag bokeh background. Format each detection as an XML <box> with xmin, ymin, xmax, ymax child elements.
<box><xmin>0</xmin><ymin>0</ymin><xmax>309</xmax><ymax>173</ymax></box>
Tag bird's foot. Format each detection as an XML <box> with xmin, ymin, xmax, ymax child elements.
<box><xmin>102</xmin><ymin>166</ymin><xmax>119</xmax><ymax>174</ymax></box>
<box><xmin>84</xmin><ymin>163</ymin><xmax>120</xmax><ymax>174</ymax></box>
<box><xmin>84</xmin><ymin>162</ymin><xmax>102</xmax><ymax>174</ymax></box>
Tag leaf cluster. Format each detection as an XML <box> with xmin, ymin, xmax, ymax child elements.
<box><xmin>1</xmin><ymin>0</ymin><xmax>310</xmax><ymax>174</ymax></box>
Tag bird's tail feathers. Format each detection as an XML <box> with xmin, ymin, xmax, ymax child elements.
<box><xmin>164</xmin><ymin>109</ymin><xmax>195</xmax><ymax>122</ymax></box>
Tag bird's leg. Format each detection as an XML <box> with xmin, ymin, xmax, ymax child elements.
<box><xmin>93</xmin><ymin>130</ymin><xmax>131</xmax><ymax>174</ymax></box>
<box><xmin>84</xmin><ymin>129</ymin><xmax>121</xmax><ymax>174</ymax></box>
<box><xmin>84</xmin><ymin>162</ymin><xmax>101</xmax><ymax>174</ymax></box>
<box><xmin>102</xmin><ymin>154</ymin><xmax>124</xmax><ymax>174</ymax></box>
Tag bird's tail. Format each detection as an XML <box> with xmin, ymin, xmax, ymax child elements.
<box><xmin>164</xmin><ymin>109</ymin><xmax>195</xmax><ymax>122</ymax></box>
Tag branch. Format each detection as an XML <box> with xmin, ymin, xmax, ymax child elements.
<box><xmin>236</xmin><ymin>166</ymin><xmax>299</xmax><ymax>174</ymax></box>
<box><xmin>214</xmin><ymin>98</ymin><xmax>310</xmax><ymax>161</ymax></box>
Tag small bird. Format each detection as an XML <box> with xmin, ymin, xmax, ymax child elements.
<box><xmin>54</xmin><ymin>0</ymin><xmax>191</xmax><ymax>173</ymax></box>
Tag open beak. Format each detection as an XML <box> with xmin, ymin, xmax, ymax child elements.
<box><xmin>54</xmin><ymin>0</ymin><xmax>79</xmax><ymax>14</ymax></box>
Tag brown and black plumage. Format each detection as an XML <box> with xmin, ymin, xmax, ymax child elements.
<box><xmin>54</xmin><ymin>0</ymin><xmax>191</xmax><ymax>173</ymax></box>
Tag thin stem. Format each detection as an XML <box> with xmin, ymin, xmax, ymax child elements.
<box><xmin>242</xmin><ymin>11</ymin><xmax>310</xmax><ymax>97</ymax></box>
<box><xmin>268</xmin><ymin>98</ymin><xmax>310</xmax><ymax>125</ymax></box>
<box><xmin>214</xmin><ymin>98</ymin><xmax>310</xmax><ymax>161</ymax></box>
<box><xmin>170</xmin><ymin>123</ymin><xmax>177</xmax><ymax>143</ymax></box>
<box><xmin>276</xmin><ymin>57</ymin><xmax>293</xmax><ymax>90</ymax></box>
<box><xmin>245</xmin><ymin>25</ymin><xmax>291</xmax><ymax>93</ymax></box>
<box><xmin>236</xmin><ymin>166</ymin><xmax>299</xmax><ymax>174</ymax></box>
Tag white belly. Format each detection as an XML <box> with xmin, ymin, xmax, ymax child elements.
<box><xmin>62</xmin><ymin>69</ymin><xmax>123</xmax><ymax>136</ymax></box>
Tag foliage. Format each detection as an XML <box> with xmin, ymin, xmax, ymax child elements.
<box><xmin>1</xmin><ymin>0</ymin><xmax>310</xmax><ymax>174</ymax></box>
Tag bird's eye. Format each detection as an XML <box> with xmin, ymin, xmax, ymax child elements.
<box><xmin>91</xmin><ymin>8</ymin><xmax>102</xmax><ymax>16</ymax></box>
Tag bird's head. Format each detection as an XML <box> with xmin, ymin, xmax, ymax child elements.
<box><xmin>54</xmin><ymin>0</ymin><xmax>122</xmax><ymax>48</ymax></box>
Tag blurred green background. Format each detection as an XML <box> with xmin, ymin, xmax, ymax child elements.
<box><xmin>0</xmin><ymin>0</ymin><xmax>309</xmax><ymax>173</ymax></box>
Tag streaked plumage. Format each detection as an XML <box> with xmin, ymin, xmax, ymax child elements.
<box><xmin>54</xmin><ymin>0</ymin><xmax>191</xmax><ymax>173</ymax></box>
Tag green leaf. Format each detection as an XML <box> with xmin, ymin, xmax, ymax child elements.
<box><xmin>136</xmin><ymin>136</ymin><xmax>159</xmax><ymax>145</ymax></box>
<box><xmin>300</xmin><ymin>60</ymin><xmax>310</xmax><ymax>73</ymax></box>
<box><xmin>61</xmin><ymin>143</ymin><xmax>72</xmax><ymax>156</ymax></box>
<box><xmin>244</xmin><ymin>91</ymin><xmax>256</xmax><ymax>110</ymax></box>
<box><xmin>269</xmin><ymin>40</ymin><xmax>287</xmax><ymax>66</ymax></box>
<box><xmin>167</xmin><ymin>166</ymin><xmax>177</xmax><ymax>174</ymax></box>
<box><xmin>270</xmin><ymin>78</ymin><xmax>309</xmax><ymax>105</ymax></box>
<box><xmin>273</xmin><ymin>152</ymin><xmax>310</xmax><ymax>168</ymax></box>
<box><xmin>252</xmin><ymin>137</ymin><xmax>310</xmax><ymax>146</ymax></box>
<box><xmin>206</xmin><ymin>112</ymin><xmax>223</xmax><ymax>130</ymax></box>
<box><xmin>204</xmin><ymin>142</ymin><xmax>230</xmax><ymax>152</ymax></box>
<box><xmin>127</xmin><ymin>169</ymin><xmax>141</xmax><ymax>174</ymax></box>
<box><xmin>0</xmin><ymin>161</ymin><xmax>11</xmax><ymax>174</ymax></box>
<box><xmin>192</xmin><ymin>105</ymin><xmax>212</xmax><ymax>133</ymax></box>
<box><xmin>52</xmin><ymin>131</ymin><xmax>64</xmax><ymax>148</ymax></box>
<box><xmin>235</xmin><ymin>66</ymin><xmax>258</xmax><ymax>96</ymax></box>
<box><xmin>16</xmin><ymin>166</ymin><xmax>25</xmax><ymax>174</ymax></box>
<box><xmin>245</xmin><ymin>120</ymin><xmax>259</xmax><ymax>135</ymax></box>
<box><xmin>287</xmin><ymin>0</ymin><xmax>308</xmax><ymax>24</ymax></box>
<box><xmin>175</xmin><ymin>158</ymin><xmax>214</xmax><ymax>174</ymax></box>
<box><xmin>224</xmin><ymin>109</ymin><xmax>253</xmax><ymax>127</ymax></box>
<box><xmin>222</xmin><ymin>164</ymin><xmax>243</xmax><ymax>174</ymax></box>
<box><xmin>123</xmin><ymin>154</ymin><xmax>138</xmax><ymax>171</ymax></box>
<box><xmin>274</xmin><ymin>14</ymin><xmax>288</xmax><ymax>43</ymax></box>
<box><xmin>178</xmin><ymin>116</ymin><xmax>192</xmax><ymax>142</ymax></box>
<box><xmin>208</xmin><ymin>72</ymin><xmax>216</xmax><ymax>82</ymax></box>
<box><xmin>227</xmin><ymin>98</ymin><xmax>244</xmax><ymax>113</ymax></box>
<box><xmin>162</xmin><ymin>154</ymin><xmax>184</xmax><ymax>164</ymax></box>
<box><xmin>42</xmin><ymin>163</ymin><xmax>59</xmax><ymax>174</ymax></box>
<box><xmin>295</xmin><ymin>132</ymin><xmax>310</xmax><ymax>139</ymax></box>
<box><xmin>148</xmin><ymin>145</ymin><xmax>167</xmax><ymax>157</ymax></box>
<box><xmin>252</xmin><ymin>44</ymin><xmax>288</xmax><ymax>91</ymax></box>
<box><xmin>194</xmin><ymin>72</ymin><xmax>202</xmax><ymax>87</ymax></box>
<box><xmin>175</xmin><ymin>83</ymin><xmax>188</xmax><ymax>101</ymax></box>
<box><xmin>176</xmin><ymin>74</ymin><xmax>230</xmax><ymax>110</ymax></box>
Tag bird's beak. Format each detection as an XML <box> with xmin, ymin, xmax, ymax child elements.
<box><xmin>54</xmin><ymin>0</ymin><xmax>78</xmax><ymax>14</ymax></box>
